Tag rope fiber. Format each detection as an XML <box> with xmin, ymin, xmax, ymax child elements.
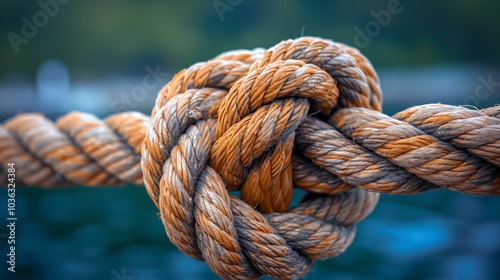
<box><xmin>1</xmin><ymin>36</ymin><xmax>499</xmax><ymax>279</ymax></box>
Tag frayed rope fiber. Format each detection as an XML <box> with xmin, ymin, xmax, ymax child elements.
<box><xmin>1</xmin><ymin>37</ymin><xmax>499</xmax><ymax>279</ymax></box>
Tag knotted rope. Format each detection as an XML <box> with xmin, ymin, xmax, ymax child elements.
<box><xmin>1</xmin><ymin>37</ymin><xmax>499</xmax><ymax>279</ymax></box>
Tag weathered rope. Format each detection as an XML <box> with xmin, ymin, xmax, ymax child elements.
<box><xmin>0</xmin><ymin>111</ymin><xmax>149</xmax><ymax>186</ymax></box>
<box><xmin>1</xmin><ymin>36</ymin><xmax>499</xmax><ymax>279</ymax></box>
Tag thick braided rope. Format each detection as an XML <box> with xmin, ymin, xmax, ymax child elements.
<box><xmin>139</xmin><ymin>36</ymin><xmax>499</xmax><ymax>279</ymax></box>
<box><xmin>139</xmin><ymin>37</ymin><xmax>383</xmax><ymax>278</ymax></box>
<box><xmin>1</xmin><ymin>37</ymin><xmax>499</xmax><ymax>279</ymax></box>
<box><xmin>0</xmin><ymin>112</ymin><xmax>150</xmax><ymax>186</ymax></box>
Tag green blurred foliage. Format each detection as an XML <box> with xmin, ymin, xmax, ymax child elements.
<box><xmin>1</xmin><ymin>0</ymin><xmax>500</xmax><ymax>80</ymax></box>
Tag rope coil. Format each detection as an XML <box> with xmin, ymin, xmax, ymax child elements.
<box><xmin>1</xmin><ymin>36</ymin><xmax>499</xmax><ymax>279</ymax></box>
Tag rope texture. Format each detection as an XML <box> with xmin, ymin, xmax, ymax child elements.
<box><xmin>1</xmin><ymin>37</ymin><xmax>500</xmax><ymax>279</ymax></box>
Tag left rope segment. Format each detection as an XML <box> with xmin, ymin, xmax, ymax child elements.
<box><xmin>0</xmin><ymin>111</ymin><xmax>150</xmax><ymax>187</ymax></box>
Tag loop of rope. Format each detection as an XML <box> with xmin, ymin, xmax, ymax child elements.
<box><xmin>1</xmin><ymin>36</ymin><xmax>499</xmax><ymax>279</ymax></box>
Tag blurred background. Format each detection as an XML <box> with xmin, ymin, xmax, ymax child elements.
<box><xmin>1</xmin><ymin>0</ymin><xmax>500</xmax><ymax>279</ymax></box>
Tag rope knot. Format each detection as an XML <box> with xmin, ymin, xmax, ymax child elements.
<box><xmin>141</xmin><ymin>36</ymin><xmax>381</xmax><ymax>279</ymax></box>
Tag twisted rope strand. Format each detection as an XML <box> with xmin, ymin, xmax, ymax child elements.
<box><xmin>215</xmin><ymin>59</ymin><xmax>339</xmax><ymax>137</ymax></box>
<box><xmin>0</xmin><ymin>115</ymin><xmax>68</xmax><ymax>187</ymax></box>
<box><xmin>153</xmin><ymin>59</ymin><xmax>252</xmax><ymax>115</ymax></box>
<box><xmin>142</xmin><ymin>88</ymin><xmax>226</xmax><ymax>206</ymax></box>
<box><xmin>158</xmin><ymin>119</ymin><xmax>216</xmax><ymax>260</ymax></box>
<box><xmin>0</xmin><ymin>112</ymin><xmax>149</xmax><ymax>186</ymax></box>
<box><xmin>291</xmin><ymin>153</ymin><xmax>355</xmax><ymax>194</ymax></box>
<box><xmin>230</xmin><ymin>196</ymin><xmax>312</xmax><ymax>279</ymax></box>
<box><xmin>247</xmin><ymin>37</ymin><xmax>382</xmax><ymax>111</ymax></box>
<box><xmin>330</xmin><ymin>107</ymin><xmax>500</xmax><ymax>194</ymax></box>
<box><xmin>481</xmin><ymin>106</ymin><xmax>500</xmax><ymax>119</ymax></box>
<box><xmin>295</xmin><ymin>117</ymin><xmax>439</xmax><ymax>194</ymax></box>
<box><xmin>393</xmin><ymin>104</ymin><xmax>500</xmax><ymax>167</ymax></box>
<box><xmin>240</xmin><ymin>133</ymin><xmax>295</xmax><ymax>213</ymax></box>
<box><xmin>211</xmin><ymin>98</ymin><xmax>310</xmax><ymax>190</ymax></box>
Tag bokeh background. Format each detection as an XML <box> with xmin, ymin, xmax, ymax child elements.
<box><xmin>1</xmin><ymin>0</ymin><xmax>500</xmax><ymax>279</ymax></box>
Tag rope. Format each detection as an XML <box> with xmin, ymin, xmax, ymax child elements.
<box><xmin>0</xmin><ymin>111</ymin><xmax>149</xmax><ymax>186</ymax></box>
<box><xmin>1</xmin><ymin>36</ymin><xmax>499</xmax><ymax>279</ymax></box>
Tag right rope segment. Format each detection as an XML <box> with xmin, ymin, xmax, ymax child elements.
<box><xmin>300</xmin><ymin>104</ymin><xmax>500</xmax><ymax>195</ymax></box>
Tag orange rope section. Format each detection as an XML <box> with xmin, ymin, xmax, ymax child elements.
<box><xmin>0</xmin><ymin>111</ymin><xmax>149</xmax><ymax>186</ymax></box>
<box><xmin>1</xmin><ymin>37</ymin><xmax>499</xmax><ymax>279</ymax></box>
